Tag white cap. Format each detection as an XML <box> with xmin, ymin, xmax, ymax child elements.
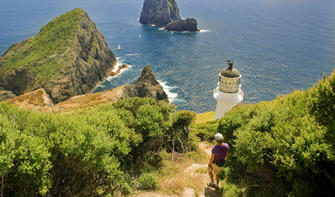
<box><xmin>215</xmin><ymin>133</ymin><xmax>224</xmax><ymax>141</ymax></box>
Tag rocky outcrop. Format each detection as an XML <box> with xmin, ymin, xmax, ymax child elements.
<box><xmin>165</xmin><ymin>18</ymin><xmax>199</xmax><ymax>32</ymax></box>
<box><xmin>0</xmin><ymin>90</ymin><xmax>16</xmax><ymax>102</ymax></box>
<box><xmin>123</xmin><ymin>64</ymin><xmax>168</xmax><ymax>102</ymax></box>
<box><xmin>6</xmin><ymin>88</ymin><xmax>54</xmax><ymax>112</ymax></box>
<box><xmin>0</xmin><ymin>8</ymin><xmax>116</xmax><ymax>103</ymax></box>
<box><xmin>53</xmin><ymin>65</ymin><xmax>168</xmax><ymax>112</ymax></box>
<box><xmin>6</xmin><ymin>65</ymin><xmax>168</xmax><ymax>112</ymax></box>
<box><xmin>140</xmin><ymin>0</ymin><xmax>180</xmax><ymax>27</ymax></box>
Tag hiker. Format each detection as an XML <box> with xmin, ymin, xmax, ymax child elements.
<box><xmin>207</xmin><ymin>133</ymin><xmax>229</xmax><ymax>188</ymax></box>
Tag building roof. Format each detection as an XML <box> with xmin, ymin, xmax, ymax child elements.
<box><xmin>220</xmin><ymin>61</ymin><xmax>240</xmax><ymax>78</ymax></box>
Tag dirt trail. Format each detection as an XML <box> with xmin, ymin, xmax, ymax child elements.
<box><xmin>131</xmin><ymin>143</ymin><xmax>213</xmax><ymax>197</ymax></box>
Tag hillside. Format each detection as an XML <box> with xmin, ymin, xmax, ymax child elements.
<box><xmin>1</xmin><ymin>69</ymin><xmax>334</xmax><ymax>196</ymax></box>
<box><xmin>4</xmin><ymin>64</ymin><xmax>168</xmax><ymax>112</ymax></box>
<box><xmin>0</xmin><ymin>97</ymin><xmax>191</xmax><ymax>196</ymax></box>
<box><xmin>0</xmin><ymin>8</ymin><xmax>116</xmax><ymax>103</ymax></box>
<box><xmin>192</xmin><ymin>70</ymin><xmax>335</xmax><ymax>197</ymax></box>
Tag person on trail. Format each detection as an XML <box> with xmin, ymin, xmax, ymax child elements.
<box><xmin>207</xmin><ymin>133</ymin><xmax>229</xmax><ymax>188</ymax></box>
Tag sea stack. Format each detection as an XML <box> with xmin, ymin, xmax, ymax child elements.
<box><xmin>0</xmin><ymin>8</ymin><xmax>117</xmax><ymax>103</ymax></box>
<box><xmin>140</xmin><ymin>0</ymin><xmax>181</xmax><ymax>27</ymax></box>
<box><xmin>165</xmin><ymin>18</ymin><xmax>199</xmax><ymax>32</ymax></box>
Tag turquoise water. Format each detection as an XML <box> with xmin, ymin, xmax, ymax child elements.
<box><xmin>1</xmin><ymin>0</ymin><xmax>335</xmax><ymax>112</ymax></box>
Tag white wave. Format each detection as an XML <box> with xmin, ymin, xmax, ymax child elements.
<box><xmin>158</xmin><ymin>27</ymin><xmax>165</xmax><ymax>31</ymax></box>
<box><xmin>106</xmin><ymin>57</ymin><xmax>132</xmax><ymax>80</ymax></box>
<box><xmin>149</xmin><ymin>24</ymin><xmax>156</xmax><ymax>27</ymax></box>
<box><xmin>157</xmin><ymin>80</ymin><xmax>180</xmax><ymax>103</ymax></box>
<box><xmin>199</xmin><ymin>29</ymin><xmax>211</xmax><ymax>33</ymax></box>
<box><xmin>126</xmin><ymin>53</ymin><xmax>139</xmax><ymax>56</ymax></box>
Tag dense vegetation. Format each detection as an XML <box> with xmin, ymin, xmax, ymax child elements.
<box><xmin>193</xmin><ymin>70</ymin><xmax>335</xmax><ymax>197</ymax></box>
<box><xmin>0</xmin><ymin>8</ymin><xmax>83</xmax><ymax>83</ymax></box>
<box><xmin>0</xmin><ymin>97</ymin><xmax>195</xmax><ymax>196</ymax></box>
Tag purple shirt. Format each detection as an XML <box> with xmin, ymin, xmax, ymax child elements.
<box><xmin>212</xmin><ymin>143</ymin><xmax>230</xmax><ymax>163</ymax></box>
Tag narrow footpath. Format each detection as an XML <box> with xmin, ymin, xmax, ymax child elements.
<box><xmin>131</xmin><ymin>143</ymin><xmax>222</xmax><ymax>197</ymax></box>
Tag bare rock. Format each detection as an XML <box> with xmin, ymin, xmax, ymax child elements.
<box><xmin>124</xmin><ymin>64</ymin><xmax>169</xmax><ymax>102</ymax></box>
<box><xmin>140</xmin><ymin>0</ymin><xmax>180</xmax><ymax>27</ymax></box>
<box><xmin>0</xmin><ymin>90</ymin><xmax>16</xmax><ymax>102</ymax></box>
<box><xmin>165</xmin><ymin>18</ymin><xmax>199</xmax><ymax>32</ymax></box>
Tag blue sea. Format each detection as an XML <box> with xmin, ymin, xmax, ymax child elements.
<box><xmin>1</xmin><ymin>0</ymin><xmax>335</xmax><ymax>112</ymax></box>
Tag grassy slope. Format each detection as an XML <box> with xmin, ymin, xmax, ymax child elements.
<box><xmin>0</xmin><ymin>8</ymin><xmax>84</xmax><ymax>83</ymax></box>
<box><xmin>195</xmin><ymin>111</ymin><xmax>215</xmax><ymax>124</ymax></box>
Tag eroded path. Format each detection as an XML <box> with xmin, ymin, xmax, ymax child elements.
<box><xmin>131</xmin><ymin>143</ymin><xmax>213</xmax><ymax>197</ymax></box>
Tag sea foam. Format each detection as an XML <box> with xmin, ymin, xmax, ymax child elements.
<box><xmin>106</xmin><ymin>57</ymin><xmax>131</xmax><ymax>81</ymax></box>
<box><xmin>157</xmin><ymin>80</ymin><xmax>180</xmax><ymax>103</ymax></box>
<box><xmin>199</xmin><ymin>29</ymin><xmax>211</xmax><ymax>33</ymax></box>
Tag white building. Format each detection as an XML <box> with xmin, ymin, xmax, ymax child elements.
<box><xmin>213</xmin><ymin>61</ymin><xmax>244</xmax><ymax>120</ymax></box>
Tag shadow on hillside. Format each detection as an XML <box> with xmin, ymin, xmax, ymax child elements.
<box><xmin>204</xmin><ymin>186</ymin><xmax>223</xmax><ymax>197</ymax></box>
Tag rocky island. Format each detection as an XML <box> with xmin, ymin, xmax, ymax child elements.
<box><xmin>165</xmin><ymin>18</ymin><xmax>199</xmax><ymax>32</ymax></box>
<box><xmin>0</xmin><ymin>8</ymin><xmax>117</xmax><ymax>103</ymax></box>
<box><xmin>140</xmin><ymin>0</ymin><xmax>199</xmax><ymax>32</ymax></box>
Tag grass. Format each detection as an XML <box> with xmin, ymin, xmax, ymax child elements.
<box><xmin>195</xmin><ymin>111</ymin><xmax>215</xmax><ymax>124</ymax></box>
<box><xmin>156</xmin><ymin>143</ymin><xmax>210</xmax><ymax>196</ymax></box>
<box><xmin>0</xmin><ymin>8</ymin><xmax>85</xmax><ymax>84</ymax></box>
<box><xmin>11</xmin><ymin>89</ymin><xmax>46</xmax><ymax>105</ymax></box>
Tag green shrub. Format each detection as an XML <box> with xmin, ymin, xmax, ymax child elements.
<box><xmin>165</xmin><ymin>110</ymin><xmax>197</xmax><ymax>153</ymax></box>
<box><xmin>0</xmin><ymin>97</ymin><xmax>175</xmax><ymax>196</ymax></box>
<box><xmin>138</xmin><ymin>172</ymin><xmax>158</xmax><ymax>190</ymax></box>
<box><xmin>215</xmin><ymin>70</ymin><xmax>335</xmax><ymax>197</ymax></box>
<box><xmin>113</xmin><ymin>98</ymin><xmax>174</xmax><ymax>173</ymax></box>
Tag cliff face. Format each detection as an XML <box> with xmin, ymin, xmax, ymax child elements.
<box><xmin>0</xmin><ymin>8</ymin><xmax>116</xmax><ymax>103</ymax></box>
<box><xmin>140</xmin><ymin>0</ymin><xmax>180</xmax><ymax>27</ymax></box>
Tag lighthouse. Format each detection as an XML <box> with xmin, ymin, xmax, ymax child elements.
<box><xmin>213</xmin><ymin>60</ymin><xmax>244</xmax><ymax>120</ymax></box>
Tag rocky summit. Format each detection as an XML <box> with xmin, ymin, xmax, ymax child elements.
<box><xmin>124</xmin><ymin>64</ymin><xmax>169</xmax><ymax>102</ymax></box>
<box><xmin>140</xmin><ymin>0</ymin><xmax>180</xmax><ymax>27</ymax></box>
<box><xmin>165</xmin><ymin>18</ymin><xmax>199</xmax><ymax>32</ymax></box>
<box><xmin>0</xmin><ymin>8</ymin><xmax>116</xmax><ymax>103</ymax></box>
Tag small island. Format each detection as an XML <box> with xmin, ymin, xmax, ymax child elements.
<box><xmin>139</xmin><ymin>0</ymin><xmax>199</xmax><ymax>32</ymax></box>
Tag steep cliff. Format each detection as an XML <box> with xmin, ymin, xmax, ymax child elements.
<box><xmin>140</xmin><ymin>0</ymin><xmax>180</xmax><ymax>27</ymax></box>
<box><xmin>0</xmin><ymin>8</ymin><xmax>116</xmax><ymax>103</ymax></box>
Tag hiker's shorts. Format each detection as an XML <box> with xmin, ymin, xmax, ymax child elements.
<box><xmin>208</xmin><ymin>163</ymin><xmax>223</xmax><ymax>176</ymax></box>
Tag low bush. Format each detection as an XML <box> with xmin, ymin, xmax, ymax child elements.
<box><xmin>138</xmin><ymin>172</ymin><xmax>158</xmax><ymax>190</ymax></box>
<box><xmin>0</xmin><ymin>97</ymin><xmax>176</xmax><ymax>196</ymax></box>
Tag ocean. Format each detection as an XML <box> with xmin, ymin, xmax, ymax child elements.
<box><xmin>1</xmin><ymin>0</ymin><xmax>335</xmax><ymax>112</ymax></box>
